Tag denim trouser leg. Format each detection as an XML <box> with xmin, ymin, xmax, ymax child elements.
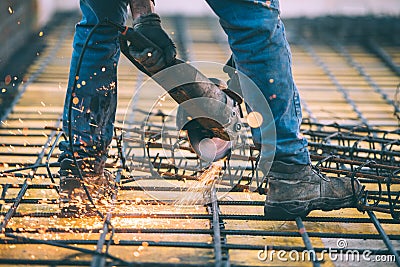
<box><xmin>206</xmin><ymin>0</ymin><xmax>310</xmax><ymax>165</ymax></box>
<box><xmin>59</xmin><ymin>0</ymin><xmax>129</xmax><ymax>166</ymax></box>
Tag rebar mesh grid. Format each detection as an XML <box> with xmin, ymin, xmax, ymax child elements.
<box><xmin>0</xmin><ymin>13</ymin><xmax>399</xmax><ymax>267</ymax></box>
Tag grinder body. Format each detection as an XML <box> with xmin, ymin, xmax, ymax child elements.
<box><xmin>118</xmin><ymin>25</ymin><xmax>242</xmax><ymax>161</ymax></box>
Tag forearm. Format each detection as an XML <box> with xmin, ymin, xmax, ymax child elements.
<box><xmin>129</xmin><ymin>0</ymin><xmax>154</xmax><ymax>19</ymax></box>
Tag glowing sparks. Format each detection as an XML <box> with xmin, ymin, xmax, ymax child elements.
<box><xmin>174</xmin><ymin>161</ymin><xmax>223</xmax><ymax>206</ymax></box>
<box><xmin>72</xmin><ymin>97</ymin><xmax>79</xmax><ymax>105</ymax></box>
<box><xmin>8</xmin><ymin>6</ymin><xmax>13</xmax><ymax>14</ymax></box>
<box><xmin>39</xmin><ymin>31</ymin><xmax>44</xmax><ymax>37</ymax></box>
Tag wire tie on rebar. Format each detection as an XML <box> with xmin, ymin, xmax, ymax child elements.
<box><xmin>311</xmin><ymin>164</ymin><xmax>330</xmax><ymax>182</ymax></box>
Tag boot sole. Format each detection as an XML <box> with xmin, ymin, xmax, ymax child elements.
<box><xmin>264</xmin><ymin>195</ymin><xmax>357</xmax><ymax>220</ymax></box>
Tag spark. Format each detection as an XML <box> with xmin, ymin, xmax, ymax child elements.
<box><xmin>5</xmin><ymin>74</ymin><xmax>11</xmax><ymax>85</ymax></box>
<box><xmin>147</xmin><ymin>52</ymin><xmax>152</xmax><ymax>57</ymax></box>
<box><xmin>101</xmin><ymin>67</ymin><xmax>106</xmax><ymax>72</ymax></box>
<box><xmin>8</xmin><ymin>6</ymin><xmax>13</xmax><ymax>14</ymax></box>
<box><xmin>174</xmin><ymin>161</ymin><xmax>223</xmax><ymax>206</ymax></box>
<box><xmin>1</xmin><ymin>88</ymin><xmax>6</xmax><ymax>93</ymax></box>
<box><xmin>72</xmin><ymin>97</ymin><xmax>79</xmax><ymax>105</ymax></box>
<box><xmin>39</xmin><ymin>31</ymin><xmax>44</xmax><ymax>37</ymax></box>
<box><xmin>269</xmin><ymin>78</ymin><xmax>274</xmax><ymax>83</ymax></box>
<box><xmin>40</xmin><ymin>101</ymin><xmax>46</xmax><ymax>107</ymax></box>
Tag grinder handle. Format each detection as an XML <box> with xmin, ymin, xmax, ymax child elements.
<box><xmin>120</xmin><ymin>26</ymin><xmax>162</xmax><ymax>52</ymax></box>
<box><xmin>118</xmin><ymin>26</ymin><xmax>184</xmax><ymax>77</ymax></box>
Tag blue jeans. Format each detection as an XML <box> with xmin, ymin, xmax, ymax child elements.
<box><xmin>59</xmin><ymin>0</ymin><xmax>128</xmax><ymax>164</ymax></box>
<box><xmin>60</xmin><ymin>0</ymin><xmax>310</xmax><ymax>166</ymax></box>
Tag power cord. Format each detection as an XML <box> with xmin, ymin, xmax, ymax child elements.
<box><xmin>66</xmin><ymin>19</ymin><xmax>123</xmax><ymax>262</ymax></box>
<box><xmin>67</xmin><ymin>21</ymin><xmax>105</xmax><ymax>218</ymax></box>
<box><xmin>66</xmin><ymin>18</ymin><xmax>155</xmax><ymax>216</ymax></box>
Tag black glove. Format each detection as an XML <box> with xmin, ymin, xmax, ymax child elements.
<box><xmin>129</xmin><ymin>13</ymin><xmax>176</xmax><ymax>74</ymax></box>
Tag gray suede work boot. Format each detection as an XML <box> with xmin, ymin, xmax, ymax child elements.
<box><xmin>59</xmin><ymin>158</ymin><xmax>115</xmax><ymax>216</ymax></box>
<box><xmin>264</xmin><ymin>161</ymin><xmax>362</xmax><ymax>219</ymax></box>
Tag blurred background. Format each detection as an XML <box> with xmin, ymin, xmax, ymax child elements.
<box><xmin>0</xmin><ymin>0</ymin><xmax>400</xmax><ymax>122</ymax></box>
<box><xmin>1</xmin><ymin>0</ymin><xmax>399</xmax><ymax>72</ymax></box>
<box><xmin>24</xmin><ymin>0</ymin><xmax>400</xmax><ymax>25</ymax></box>
<box><xmin>1</xmin><ymin>0</ymin><xmax>399</xmax><ymax>73</ymax></box>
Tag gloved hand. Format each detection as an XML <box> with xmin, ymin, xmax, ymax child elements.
<box><xmin>129</xmin><ymin>13</ymin><xmax>176</xmax><ymax>74</ymax></box>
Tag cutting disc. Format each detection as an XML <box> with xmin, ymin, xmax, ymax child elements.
<box><xmin>187</xmin><ymin>127</ymin><xmax>232</xmax><ymax>162</ymax></box>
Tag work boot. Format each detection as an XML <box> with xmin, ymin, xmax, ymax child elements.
<box><xmin>59</xmin><ymin>158</ymin><xmax>115</xmax><ymax>216</ymax></box>
<box><xmin>263</xmin><ymin>161</ymin><xmax>362</xmax><ymax>219</ymax></box>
